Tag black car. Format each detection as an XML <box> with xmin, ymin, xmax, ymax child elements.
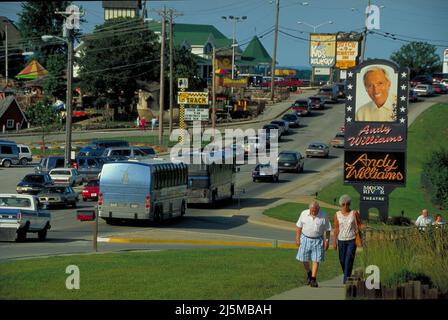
<box><xmin>308</xmin><ymin>96</ymin><xmax>325</xmax><ymax>110</ymax></box>
<box><xmin>16</xmin><ymin>173</ymin><xmax>53</xmax><ymax>195</ymax></box>
<box><xmin>277</xmin><ymin>151</ymin><xmax>304</xmax><ymax>173</ymax></box>
<box><xmin>282</xmin><ymin>113</ymin><xmax>301</xmax><ymax>128</ymax></box>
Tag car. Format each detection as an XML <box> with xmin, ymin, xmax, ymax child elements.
<box><xmin>244</xmin><ymin>135</ymin><xmax>267</xmax><ymax>157</ymax></box>
<box><xmin>330</xmin><ymin>132</ymin><xmax>345</xmax><ymax>148</ymax></box>
<box><xmin>410</xmin><ymin>75</ymin><xmax>432</xmax><ymax>87</ymax></box>
<box><xmin>413</xmin><ymin>84</ymin><xmax>434</xmax><ymax>97</ymax></box>
<box><xmin>335</xmin><ymin>82</ymin><xmax>347</xmax><ymax>99</ymax></box>
<box><xmin>78</xmin><ymin>140</ymin><xmax>129</xmax><ymax>157</ymax></box>
<box><xmin>72</xmin><ymin>156</ymin><xmax>104</xmax><ymax>181</ymax></box>
<box><xmin>17</xmin><ymin>144</ymin><xmax>32</xmax><ymax>165</ymax></box>
<box><xmin>262</xmin><ymin>124</ymin><xmax>282</xmax><ymax>139</ymax></box>
<box><xmin>409</xmin><ymin>89</ymin><xmax>419</xmax><ymax>102</ymax></box>
<box><xmin>252</xmin><ymin>163</ymin><xmax>279</xmax><ymax>182</ymax></box>
<box><xmin>49</xmin><ymin>168</ymin><xmax>83</xmax><ymax>186</ymax></box>
<box><xmin>306</xmin><ymin>142</ymin><xmax>330</xmax><ymax>158</ymax></box>
<box><xmin>291</xmin><ymin>99</ymin><xmax>311</xmax><ymax>116</ymax></box>
<box><xmin>101</xmin><ymin>146</ymin><xmax>152</xmax><ymax>159</ymax></box>
<box><xmin>0</xmin><ymin>140</ymin><xmax>19</xmax><ymax>168</ymax></box>
<box><xmin>82</xmin><ymin>179</ymin><xmax>100</xmax><ymax>201</ymax></box>
<box><xmin>270</xmin><ymin>120</ymin><xmax>289</xmax><ymax>134</ymax></box>
<box><xmin>317</xmin><ymin>84</ymin><xmax>339</xmax><ymax>103</ymax></box>
<box><xmin>308</xmin><ymin>96</ymin><xmax>325</xmax><ymax>110</ymax></box>
<box><xmin>38</xmin><ymin>186</ymin><xmax>79</xmax><ymax>208</ymax></box>
<box><xmin>282</xmin><ymin>113</ymin><xmax>301</xmax><ymax>128</ymax></box>
<box><xmin>440</xmin><ymin>79</ymin><xmax>448</xmax><ymax>88</ymax></box>
<box><xmin>16</xmin><ymin>173</ymin><xmax>53</xmax><ymax>195</ymax></box>
<box><xmin>277</xmin><ymin>151</ymin><xmax>304</xmax><ymax>173</ymax></box>
<box><xmin>432</xmin><ymin>72</ymin><xmax>448</xmax><ymax>83</ymax></box>
<box><xmin>139</xmin><ymin>147</ymin><xmax>157</xmax><ymax>157</ymax></box>
<box><xmin>432</xmin><ymin>83</ymin><xmax>447</xmax><ymax>94</ymax></box>
<box><xmin>35</xmin><ymin>156</ymin><xmax>65</xmax><ymax>173</ymax></box>
<box><xmin>0</xmin><ymin>193</ymin><xmax>51</xmax><ymax>242</ymax></box>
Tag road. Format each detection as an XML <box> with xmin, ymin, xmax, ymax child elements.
<box><xmin>1</xmin><ymin>93</ymin><xmax>446</xmax><ymax>261</ymax></box>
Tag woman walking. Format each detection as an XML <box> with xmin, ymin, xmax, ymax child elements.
<box><xmin>333</xmin><ymin>195</ymin><xmax>363</xmax><ymax>284</ymax></box>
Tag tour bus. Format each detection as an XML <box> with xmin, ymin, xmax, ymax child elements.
<box><xmin>98</xmin><ymin>159</ymin><xmax>188</xmax><ymax>224</ymax></box>
<box><xmin>183</xmin><ymin>149</ymin><xmax>237</xmax><ymax>205</ymax></box>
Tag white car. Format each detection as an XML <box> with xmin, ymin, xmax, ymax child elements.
<box><xmin>413</xmin><ymin>84</ymin><xmax>434</xmax><ymax>97</ymax></box>
<box><xmin>49</xmin><ymin>168</ymin><xmax>83</xmax><ymax>186</ymax></box>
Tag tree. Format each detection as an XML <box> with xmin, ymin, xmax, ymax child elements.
<box><xmin>25</xmin><ymin>98</ymin><xmax>61</xmax><ymax>156</ymax></box>
<box><xmin>43</xmin><ymin>53</ymin><xmax>67</xmax><ymax>100</ymax></box>
<box><xmin>172</xmin><ymin>46</ymin><xmax>202</xmax><ymax>90</ymax></box>
<box><xmin>390</xmin><ymin>42</ymin><xmax>442</xmax><ymax>78</ymax></box>
<box><xmin>422</xmin><ymin>149</ymin><xmax>448</xmax><ymax>210</ymax></box>
<box><xmin>78</xmin><ymin>18</ymin><xmax>160</xmax><ymax>118</ymax></box>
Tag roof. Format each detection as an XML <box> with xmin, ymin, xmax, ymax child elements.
<box><xmin>16</xmin><ymin>59</ymin><xmax>49</xmax><ymax>80</ymax></box>
<box><xmin>0</xmin><ymin>95</ymin><xmax>28</xmax><ymax>122</ymax></box>
<box><xmin>0</xmin><ymin>17</ymin><xmax>22</xmax><ymax>46</ymax></box>
<box><xmin>102</xmin><ymin>1</ymin><xmax>141</xmax><ymax>9</ymax></box>
<box><xmin>242</xmin><ymin>36</ymin><xmax>272</xmax><ymax>65</ymax></box>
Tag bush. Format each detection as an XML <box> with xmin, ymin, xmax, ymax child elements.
<box><xmin>422</xmin><ymin>148</ymin><xmax>448</xmax><ymax>209</ymax></box>
<box><xmin>387</xmin><ymin>216</ymin><xmax>411</xmax><ymax>226</ymax></box>
<box><xmin>384</xmin><ymin>269</ymin><xmax>432</xmax><ymax>288</ymax></box>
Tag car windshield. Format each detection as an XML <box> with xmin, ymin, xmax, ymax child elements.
<box><xmin>86</xmin><ymin>180</ymin><xmax>99</xmax><ymax>187</ymax></box>
<box><xmin>279</xmin><ymin>153</ymin><xmax>296</xmax><ymax>161</ymax></box>
<box><xmin>272</xmin><ymin>121</ymin><xmax>284</xmax><ymax>126</ymax></box>
<box><xmin>0</xmin><ymin>197</ymin><xmax>32</xmax><ymax>208</ymax></box>
<box><xmin>309</xmin><ymin>144</ymin><xmax>325</xmax><ymax>149</ymax></box>
<box><xmin>43</xmin><ymin>187</ymin><xmax>66</xmax><ymax>194</ymax></box>
<box><xmin>293</xmin><ymin>101</ymin><xmax>308</xmax><ymax>107</ymax></box>
<box><xmin>51</xmin><ymin>170</ymin><xmax>71</xmax><ymax>175</ymax></box>
<box><xmin>335</xmin><ymin>133</ymin><xmax>344</xmax><ymax>138</ymax></box>
<box><xmin>283</xmin><ymin>114</ymin><xmax>296</xmax><ymax>120</ymax></box>
<box><xmin>23</xmin><ymin>175</ymin><xmax>44</xmax><ymax>183</ymax></box>
<box><xmin>309</xmin><ymin>97</ymin><xmax>320</xmax><ymax>101</ymax></box>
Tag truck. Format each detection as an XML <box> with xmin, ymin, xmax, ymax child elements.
<box><xmin>0</xmin><ymin>194</ymin><xmax>51</xmax><ymax>242</ymax></box>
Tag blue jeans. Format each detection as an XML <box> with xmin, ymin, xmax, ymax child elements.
<box><xmin>338</xmin><ymin>239</ymin><xmax>357</xmax><ymax>283</ymax></box>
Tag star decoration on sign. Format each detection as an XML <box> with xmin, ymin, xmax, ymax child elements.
<box><xmin>399</xmin><ymin>118</ymin><xmax>406</xmax><ymax>123</ymax></box>
<box><xmin>347</xmin><ymin>95</ymin><xmax>353</xmax><ymax>101</ymax></box>
<box><xmin>401</xmin><ymin>72</ymin><xmax>407</xmax><ymax>78</ymax></box>
<box><xmin>348</xmin><ymin>72</ymin><xmax>353</xmax><ymax>78</ymax></box>
<box><xmin>400</xmin><ymin>107</ymin><xmax>406</xmax><ymax>112</ymax></box>
<box><xmin>401</xmin><ymin>84</ymin><xmax>407</xmax><ymax>90</ymax></box>
<box><xmin>347</xmin><ymin>106</ymin><xmax>352</xmax><ymax>112</ymax></box>
<box><xmin>400</xmin><ymin>96</ymin><xmax>406</xmax><ymax>102</ymax></box>
<box><xmin>346</xmin><ymin>117</ymin><xmax>352</xmax><ymax>122</ymax></box>
<box><xmin>347</xmin><ymin>84</ymin><xmax>353</xmax><ymax>90</ymax></box>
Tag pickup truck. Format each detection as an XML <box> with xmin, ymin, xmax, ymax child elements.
<box><xmin>0</xmin><ymin>194</ymin><xmax>51</xmax><ymax>242</ymax></box>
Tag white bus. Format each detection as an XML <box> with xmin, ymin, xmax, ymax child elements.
<box><xmin>98</xmin><ymin>159</ymin><xmax>188</xmax><ymax>224</ymax></box>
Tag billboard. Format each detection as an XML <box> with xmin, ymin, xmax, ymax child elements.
<box><xmin>177</xmin><ymin>92</ymin><xmax>209</xmax><ymax>105</ymax></box>
<box><xmin>309</xmin><ymin>33</ymin><xmax>336</xmax><ymax>67</ymax></box>
<box><xmin>185</xmin><ymin>108</ymin><xmax>209</xmax><ymax>121</ymax></box>
<box><xmin>336</xmin><ymin>41</ymin><xmax>359</xmax><ymax>69</ymax></box>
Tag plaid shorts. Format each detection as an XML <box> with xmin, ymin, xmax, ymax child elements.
<box><xmin>296</xmin><ymin>234</ymin><xmax>325</xmax><ymax>262</ymax></box>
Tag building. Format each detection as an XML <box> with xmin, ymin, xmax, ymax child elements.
<box><xmin>1</xmin><ymin>16</ymin><xmax>23</xmax><ymax>86</ymax></box>
<box><xmin>0</xmin><ymin>95</ymin><xmax>28</xmax><ymax>131</ymax></box>
<box><xmin>240</xmin><ymin>36</ymin><xmax>273</xmax><ymax>76</ymax></box>
<box><xmin>102</xmin><ymin>0</ymin><xmax>142</xmax><ymax>21</ymax></box>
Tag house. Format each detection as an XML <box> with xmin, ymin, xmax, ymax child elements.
<box><xmin>102</xmin><ymin>1</ymin><xmax>142</xmax><ymax>20</ymax></box>
<box><xmin>240</xmin><ymin>36</ymin><xmax>273</xmax><ymax>76</ymax></box>
<box><xmin>0</xmin><ymin>95</ymin><xmax>28</xmax><ymax>131</ymax></box>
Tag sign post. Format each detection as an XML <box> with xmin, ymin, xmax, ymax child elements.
<box><xmin>177</xmin><ymin>90</ymin><xmax>209</xmax><ymax>144</ymax></box>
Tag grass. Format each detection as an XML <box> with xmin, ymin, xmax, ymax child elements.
<box><xmin>264</xmin><ymin>202</ymin><xmax>337</xmax><ymax>223</ymax></box>
<box><xmin>317</xmin><ymin>103</ymin><xmax>448</xmax><ymax>220</ymax></box>
<box><xmin>0</xmin><ymin>248</ymin><xmax>350</xmax><ymax>300</ymax></box>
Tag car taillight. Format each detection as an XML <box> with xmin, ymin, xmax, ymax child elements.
<box><xmin>98</xmin><ymin>192</ymin><xmax>103</xmax><ymax>205</ymax></box>
<box><xmin>145</xmin><ymin>194</ymin><xmax>150</xmax><ymax>209</ymax></box>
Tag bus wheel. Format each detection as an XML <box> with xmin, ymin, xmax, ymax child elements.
<box><xmin>155</xmin><ymin>206</ymin><xmax>163</xmax><ymax>224</ymax></box>
<box><xmin>180</xmin><ymin>201</ymin><xmax>186</xmax><ymax>217</ymax></box>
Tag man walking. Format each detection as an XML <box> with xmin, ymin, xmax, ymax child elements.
<box><xmin>296</xmin><ymin>201</ymin><xmax>331</xmax><ymax>288</ymax></box>
<box><xmin>415</xmin><ymin>208</ymin><xmax>433</xmax><ymax>231</ymax></box>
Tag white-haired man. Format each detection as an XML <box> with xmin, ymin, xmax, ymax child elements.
<box><xmin>356</xmin><ymin>67</ymin><xmax>397</xmax><ymax>122</ymax></box>
<box><xmin>296</xmin><ymin>201</ymin><xmax>331</xmax><ymax>287</ymax></box>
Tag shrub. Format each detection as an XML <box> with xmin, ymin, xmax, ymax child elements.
<box><xmin>387</xmin><ymin>216</ymin><xmax>411</xmax><ymax>226</ymax></box>
<box><xmin>422</xmin><ymin>148</ymin><xmax>448</xmax><ymax>209</ymax></box>
<box><xmin>384</xmin><ymin>269</ymin><xmax>432</xmax><ymax>288</ymax></box>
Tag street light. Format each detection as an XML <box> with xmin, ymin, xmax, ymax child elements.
<box><xmin>221</xmin><ymin>15</ymin><xmax>247</xmax><ymax>80</ymax></box>
<box><xmin>297</xmin><ymin>20</ymin><xmax>333</xmax><ymax>33</ymax></box>
<box><xmin>42</xmin><ymin>32</ymin><xmax>74</xmax><ymax>168</ymax></box>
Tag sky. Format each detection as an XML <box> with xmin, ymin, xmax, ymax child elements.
<box><xmin>1</xmin><ymin>0</ymin><xmax>447</xmax><ymax>68</ymax></box>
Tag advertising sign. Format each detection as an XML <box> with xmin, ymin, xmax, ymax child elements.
<box><xmin>309</xmin><ymin>33</ymin><xmax>336</xmax><ymax>67</ymax></box>
<box><xmin>274</xmin><ymin>69</ymin><xmax>297</xmax><ymax>76</ymax></box>
<box><xmin>222</xmin><ymin>78</ymin><xmax>248</xmax><ymax>87</ymax></box>
<box><xmin>314</xmin><ymin>68</ymin><xmax>331</xmax><ymax>75</ymax></box>
<box><xmin>336</xmin><ymin>41</ymin><xmax>359</xmax><ymax>69</ymax></box>
<box><xmin>184</xmin><ymin>108</ymin><xmax>209</xmax><ymax>121</ymax></box>
<box><xmin>177</xmin><ymin>92</ymin><xmax>209</xmax><ymax>105</ymax></box>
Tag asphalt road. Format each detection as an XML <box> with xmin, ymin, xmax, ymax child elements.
<box><xmin>1</xmin><ymin>93</ymin><xmax>446</xmax><ymax>261</ymax></box>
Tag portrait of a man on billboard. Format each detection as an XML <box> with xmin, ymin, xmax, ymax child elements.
<box><xmin>355</xmin><ymin>65</ymin><xmax>397</xmax><ymax>122</ymax></box>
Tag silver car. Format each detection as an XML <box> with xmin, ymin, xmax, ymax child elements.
<box><xmin>413</xmin><ymin>84</ymin><xmax>434</xmax><ymax>97</ymax></box>
<box><xmin>306</xmin><ymin>142</ymin><xmax>330</xmax><ymax>158</ymax></box>
<box><xmin>38</xmin><ymin>186</ymin><xmax>79</xmax><ymax>208</ymax></box>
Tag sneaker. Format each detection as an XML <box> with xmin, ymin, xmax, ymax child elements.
<box><xmin>310</xmin><ymin>278</ymin><xmax>319</xmax><ymax>288</ymax></box>
<box><xmin>306</xmin><ymin>271</ymin><xmax>312</xmax><ymax>285</ymax></box>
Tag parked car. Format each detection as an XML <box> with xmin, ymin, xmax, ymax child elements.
<box><xmin>410</xmin><ymin>75</ymin><xmax>432</xmax><ymax>87</ymax></box>
<box><xmin>138</xmin><ymin>147</ymin><xmax>157</xmax><ymax>157</ymax></box>
<box><xmin>413</xmin><ymin>84</ymin><xmax>434</xmax><ymax>97</ymax></box>
<box><xmin>49</xmin><ymin>168</ymin><xmax>83</xmax><ymax>186</ymax></box>
<box><xmin>409</xmin><ymin>89</ymin><xmax>419</xmax><ymax>102</ymax></box>
<box><xmin>16</xmin><ymin>173</ymin><xmax>53</xmax><ymax>195</ymax></box>
<box><xmin>82</xmin><ymin>179</ymin><xmax>100</xmax><ymax>202</ymax></box>
<box><xmin>317</xmin><ymin>84</ymin><xmax>339</xmax><ymax>103</ymax></box>
<box><xmin>335</xmin><ymin>82</ymin><xmax>347</xmax><ymax>99</ymax></box>
<box><xmin>0</xmin><ymin>193</ymin><xmax>51</xmax><ymax>241</ymax></box>
<box><xmin>101</xmin><ymin>146</ymin><xmax>152</xmax><ymax>159</ymax></box>
<box><xmin>262</xmin><ymin>124</ymin><xmax>282</xmax><ymax>139</ymax></box>
<box><xmin>78</xmin><ymin>140</ymin><xmax>129</xmax><ymax>157</ymax></box>
<box><xmin>432</xmin><ymin>72</ymin><xmax>448</xmax><ymax>83</ymax></box>
<box><xmin>291</xmin><ymin>99</ymin><xmax>311</xmax><ymax>116</ymax></box>
<box><xmin>17</xmin><ymin>144</ymin><xmax>32</xmax><ymax>165</ymax></box>
<box><xmin>252</xmin><ymin>163</ymin><xmax>279</xmax><ymax>182</ymax></box>
<box><xmin>277</xmin><ymin>151</ymin><xmax>304</xmax><ymax>173</ymax></box>
<box><xmin>330</xmin><ymin>132</ymin><xmax>345</xmax><ymax>148</ymax></box>
<box><xmin>282</xmin><ymin>113</ymin><xmax>301</xmax><ymax>128</ymax></box>
<box><xmin>38</xmin><ymin>186</ymin><xmax>79</xmax><ymax>208</ymax></box>
<box><xmin>308</xmin><ymin>96</ymin><xmax>325</xmax><ymax>110</ymax></box>
<box><xmin>0</xmin><ymin>140</ymin><xmax>19</xmax><ymax>168</ymax></box>
<box><xmin>35</xmin><ymin>156</ymin><xmax>65</xmax><ymax>173</ymax></box>
<box><xmin>244</xmin><ymin>135</ymin><xmax>267</xmax><ymax>156</ymax></box>
<box><xmin>73</xmin><ymin>156</ymin><xmax>104</xmax><ymax>181</ymax></box>
<box><xmin>432</xmin><ymin>82</ymin><xmax>447</xmax><ymax>94</ymax></box>
<box><xmin>306</xmin><ymin>142</ymin><xmax>330</xmax><ymax>158</ymax></box>
<box><xmin>270</xmin><ymin>120</ymin><xmax>289</xmax><ymax>134</ymax></box>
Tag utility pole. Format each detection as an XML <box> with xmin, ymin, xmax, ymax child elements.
<box><xmin>157</xmin><ymin>7</ymin><xmax>167</xmax><ymax>145</ymax></box>
<box><xmin>270</xmin><ymin>0</ymin><xmax>280</xmax><ymax>102</ymax></box>
<box><xmin>212</xmin><ymin>47</ymin><xmax>216</xmax><ymax>134</ymax></box>
<box><xmin>65</xmin><ymin>27</ymin><xmax>74</xmax><ymax>168</ymax></box>
<box><xmin>360</xmin><ymin>0</ymin><xmax>371</xmax><ymax>62</ymax></box>
<box><xmin>4</xmin><ymin>24</ymin><xmax>8</xmax><ymax>86</ymax></box>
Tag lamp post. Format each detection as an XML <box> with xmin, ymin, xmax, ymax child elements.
<box><xmin>42</xmin><ymin>30</ymin><xmax>74</xmax><ymax>168</ymax></box>
<box><xmin>221</xmin><ymin>15</ymin><xmax>247</xmax><ymax>80</ymax></box>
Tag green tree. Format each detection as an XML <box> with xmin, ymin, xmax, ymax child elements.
<box><xmin>78</xmin><ymin>18</ymin><xmax>160</xmax><ymax>118</ymax></box>
<box><xmin>25</xmin><ymin>98</ymin><xmax>61</xmax><ymax>156</ymax></box>
<box><xmin>43</xmin><ymin>53</ymin><xmax>67</xmax><ymax>100</ymax></box>
<box><xmin>390</xmin><ymin>42</ymin><xmax>442</xmax><ymax>78</ymax></box>
<box><xmin>172</xmin><ymin>46</ymin><xmax>202</xmax><ymax>90</ymax></box>
<box><xmin>422</xmin><ymin>149</ymin><xmax>448</xmax><ymax>210</ymax></box>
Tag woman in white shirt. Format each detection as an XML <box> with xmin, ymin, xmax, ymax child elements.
<box><xmin>333</xmin><ymin>195</ymin><xmax>363</xmax><ymax>284</ymax></box>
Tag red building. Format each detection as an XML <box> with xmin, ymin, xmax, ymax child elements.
<box><xmin>0</xmin><ymin>95</ymin><xmax>28</xmax><ymax>131</ymax></box>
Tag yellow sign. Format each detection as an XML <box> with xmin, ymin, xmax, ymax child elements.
<box><xmin>177</xmin><ymin>92</ymin><xmax>209</xmax><ymax>105</ymax></box>
<box><xmin>310</xmin><ymin>34</ymin><xmax>336</xmax><ymax>67</ymax></box>
<box><xmin>336</xmin><ymin>41</ymin><xmax>359</xmax><ymax>69</ymax></box>
<box><xmin>223</xmin><ymin>78</ymin><xmax>248</xmax><ymax>87</ymax></box>
<box><xmin>274</xmin><ymin>69</ymin><xmax>296</xmax><ymax>76</ymax></box>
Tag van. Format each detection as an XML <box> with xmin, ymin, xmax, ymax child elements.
<box><xmin>0</xmin><ymin>140</ymin><xmax>19</xmax><ymax>168</ymax></box>
<box><xmin>17</xmin><ymin>144</ymin><xmax>33</xmax><ymax>165</ymax></box>
<box><xmin>35</xmin><ymin>156</ymin><xmax>65</xmax><ymax>173</ymax></box>
<box><xmin>318</xmin><ymin>85</ymin><xmax>339</xmax><ymax>103</ymax></box>
<box><xmin>101</xmin><ymin>146</ymin><xmax>151</xmax><ymax>159</ymax></box>
<box><xmin>78</xmin><ymin>140</ymin><xmax>129</xmax><ymax>157</ymax></box>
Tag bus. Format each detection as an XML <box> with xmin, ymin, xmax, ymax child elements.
<box><xmin>98</xmin><ymin>159</ymin><xmax>188</xmax><ymax>224</ymax></box>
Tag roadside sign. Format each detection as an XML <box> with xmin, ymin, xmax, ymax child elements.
<box><xmin>178</xmin><ymin>78</ymin><xmax>188</xmax><ymax>89</ymax></box>
<box><xmin>184</xmin><ymin>108</ymin><xmax>209</xmax><ymax>121</ymax></box>
<box><xmin>177</xmin><ymin>92</ymin><xmax>209</xmax><ymax>105</ymax></box>
<box><xmin>314</xmin><ymin>68</ymin><xmax>331</xmax><ymax>75</ymax></box>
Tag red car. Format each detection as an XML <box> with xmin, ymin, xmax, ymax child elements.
<box><xmin>82</xmin><ymin>179</ymin><xmax>99</xmax><ymax>201</ymax></box>
<box><xmin>432</xmin><ymin>83</ymin><xmax>447</xmax><ymax>94</ymax></box>
<box><xmin>290</xmin><ymin>99</ymin><xmax>311</xmax><ymax>116</ymax></box>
